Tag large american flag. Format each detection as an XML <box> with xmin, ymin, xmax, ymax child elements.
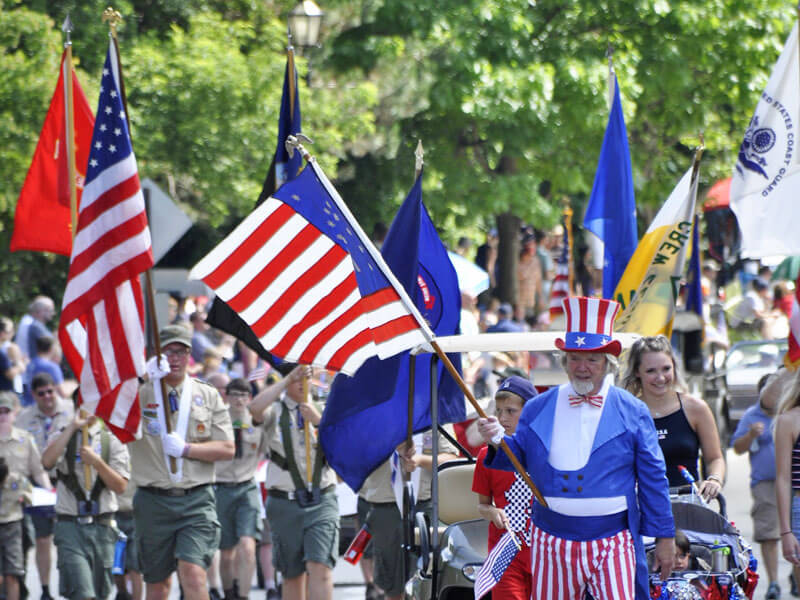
<box><xmin>473</xmin><ymin>531</ymin><xmax>520</xmax><ymax>599</ymax></box>
<box><xmin>548</xmin><ymin>223</ymin><xmax>570</xmax><ymax>317</ymax></box>
<box><xmin>58</xmin><ymin>40</ymin><xmax>153</xmax><ymax>442</ymax></box>
<box><xmin>189</xmin><ymin>160</ymin><xmax>429</xmax><ymax>375</ymax></box>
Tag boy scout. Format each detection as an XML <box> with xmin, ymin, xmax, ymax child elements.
<box><xmin>214</xmin><ymin>378</ymin><xmax>267</xmax><ymax>600</ymax></box>
<box><xmin>360</xmin><ymin>432</ymin><xmax>458</xmax><ymax>600</ymax></box>
<box><xmin>0</xmin><ymin>392</ymin><xmax>49</xmax><ymax>600</ymax></box>
<box><xmin>128</xmin><ymin>324</ymin><xmax>233</xmax><ymax>600</ymax></box>
<box><xmin>41</xmin><ymin>408</ymin><xmax>130</xmax><ymax>600</ymax></box>
<box><xmin>249</xmin><ymin>366</ymin><xmax>338</xmax><ymax>600</ymax></box>
<box><xmin>16</xmin><ymin>372</ymin><xmax>73</xmax><ymax>600</ymax></box>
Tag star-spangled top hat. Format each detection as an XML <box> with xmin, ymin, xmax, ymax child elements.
<box><xmin>554</xmin><ymin>296</ymin><xmax>622</xmax><ymax>356</ymax></box>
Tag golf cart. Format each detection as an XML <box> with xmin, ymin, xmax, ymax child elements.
<box><xmin>401</xmin><ymin>331</ymin><xmax>641</xmax><ymax>600</ymax></box>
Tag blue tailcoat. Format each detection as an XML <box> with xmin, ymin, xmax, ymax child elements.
<box><xmin>487</xmin><ymin>385</ymin><xmax>675</xmax><ymax>599</ymax></box>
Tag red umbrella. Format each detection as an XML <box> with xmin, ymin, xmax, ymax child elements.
<box><xmin>703</xmin><ymin>177</ymin><xmax>731</xmax><ymax>212</ymax></box>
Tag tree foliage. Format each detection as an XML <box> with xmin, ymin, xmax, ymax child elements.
<box><xmin>0</xmin><ymin>0</ymin><xmax>795</xmax><ymax>315</ymax></box>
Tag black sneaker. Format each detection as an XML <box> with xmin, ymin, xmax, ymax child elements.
<box><xmin>792</xmin><ymin>573</ymin><xmax>799</xmax><ymax>598</ymax></box>
<box><xmin>40</xmin><ymin>591</ymin><xmax>53</xmax><ymax>600</ymax></box>
<box><xmin>266</xmin><ymin>590</ymin><xmax>280</xmax><ymax>600</ymax></box>
<box><xmin>767</xmin><ymin>581</ymin><xmax>781</xmax><ymax>600</ymax></box>
<box><xmin>209</xmin><ymin>589</ymin><xmax>223</xmax><ymax>600</ymax></box>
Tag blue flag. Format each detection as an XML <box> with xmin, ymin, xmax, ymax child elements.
<box><xmin>685</xmin><ymin>214</ymin><xmax>703</xmax><ymax>319</ymax></box>
<box><xmin>583</xmin><ymin>75</ymin><xmax>638</xmax><ymax>299</ymax></box>
<box><xmin>319</xmin><ymin>173</ymin><xmax>465</xmax><ymax>491</ymax></box>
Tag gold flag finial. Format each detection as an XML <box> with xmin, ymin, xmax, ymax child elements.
<box><xmin>414</xmin><ymin>140</ymin><xmax>424</xmax><ymax>177</ymax></box>
<box><xmin>102</xmin><ymin>7</ymin><xmax>123</xmax><ymax>38</ymax></box>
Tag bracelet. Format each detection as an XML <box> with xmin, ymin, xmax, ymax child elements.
<box><xmin>782</xmin><ymin>531</ymin><xmax>794</xmax><ymax>536</ymax></box>
<box><xmin>706</xmin><ymin>474</ymin><xmax>722</xmax><ymax>483</ymax></box>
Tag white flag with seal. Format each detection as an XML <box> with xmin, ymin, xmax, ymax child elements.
<box><xmin>731</xmin><ymin>23</ymin><xmax>800</xmax><ymax>258</ymax></box>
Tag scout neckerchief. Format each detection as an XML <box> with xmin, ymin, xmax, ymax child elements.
<box><xmin>153</xmin><ymin>375</ymin><xmax>192</xmax><ymax>482</ymax></box>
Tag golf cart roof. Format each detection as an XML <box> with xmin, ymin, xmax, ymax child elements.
<box><xmin>411</xmin><ymin>331</ymin><xmax>642</xmax><ymax>354</ymax></box>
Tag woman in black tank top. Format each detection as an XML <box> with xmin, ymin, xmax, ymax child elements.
<box><xmin>621</xmin><ymin>335</ymin><xmax>725</xmax><ymax>501</ymax></box>
<box><xmin>773</xmin><ymin>366</ymin><xmax>800</xmax><ymax>576</ymax></box>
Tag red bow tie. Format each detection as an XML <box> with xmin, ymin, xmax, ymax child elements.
<box><xmin>568</xmin><ymin>394</ymin><xmax>603</xmax><ymax>408</ymax></box>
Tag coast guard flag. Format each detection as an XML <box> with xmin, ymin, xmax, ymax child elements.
<box><xmin>320</xmin><ymin>173</ymin><xmax>464</xmax><ymax>491</ymax></box>
<box><xmin>206</xmin><ymin>47</ymin><xmax>302</xmax><ymax>372</ymax></box>
<box><xmin>190</xmin><ymin>161</ymin><xmax>429</xmax><ymax>375</ymax></box>
<box><xmin>58</xmin><ymin>40</ymin><xmax>154</xmax><ymax>441</ymax></box>
<box><xmin>614</xmin><ymin>158</ymin><xmax>700</xmax><ymax>337</ymax></box>
<box><xmin>474</xmin><ymin>532</ymin><xmax>520</xmax><ymax>599</ymax></box>
<box><xmin>583</xmin><ymin>75</ymin><xmax>638</xmax><ymax>299</ymax></box>
<box><xmin>731</xmin><ymin>23</ymin><xmax>800</xmax><ymax>258</ymax></box>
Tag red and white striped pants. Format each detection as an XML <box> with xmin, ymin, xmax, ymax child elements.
<box><xmin>530</xmin><ymin>524</ymin><xmax>636</xmax><ymax>600</ymax></box>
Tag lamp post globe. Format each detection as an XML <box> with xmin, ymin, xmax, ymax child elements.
<box><xmin>288</xmin><ymin>0</ymin><xmax>323</xmax><ymax>48</ymax></box>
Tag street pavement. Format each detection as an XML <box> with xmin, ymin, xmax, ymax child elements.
<box><xmin>23</xmin><ymin>449</ymin><xmax>794</xmax><ymax>599</ymax></box>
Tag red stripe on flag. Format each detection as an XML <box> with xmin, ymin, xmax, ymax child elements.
<box><xmin>203</xmin><ymin>203</ymin><xmax>295</xmax><ymax>289</ymax></box>
<box><xmin>327</xmin><ymin>328</ymin><xmax>372</xmax><ymax>371</ymax></box>
<box><xmin>249</xmin><ymin>245</ymin><xmax>348</xmax><ymax>336</ymax></box>
<box><xmin>371</xmin><ymin>314</ymin><xmax>420</xmax><ymax>345</ymax></box>
<box><xmin>85</xmin><ymin>310</ymin><xmax>112</xmax><ymax>396</ymax></box>
<box><xmin>270</xmin><ymin>272</ymin><xmax>358</xmax><ymax>357</ymax></box>
<box><xmin>78</xmin><ymin>175</ymin><xmax>141</xmax><ymax>229</ymax></box>
<box><xmin>298</xmin><ymin>302</ymin><xmax>365</xmax><ymax>365</ymax></box>
<box><xmin>61</xmin><ymin>252</ymin><xmax>153</xmax><ymax>324</ymax></box>
<box><xmin>227</xmin><ymin>224</ymin><xmax>326</xmax><ymax>313</ymax></box>
<box><xmin>67</xmin><ymin>213</ymin><xmax>149</xmax><ymax>281</ymax></box>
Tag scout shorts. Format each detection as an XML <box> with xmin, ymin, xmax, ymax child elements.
<box><xmin>0</xmin><ymin>520</ymin><xmax>25</xmax><ymax>576</ymax></box>
<box><xmin>31</xmin><ymin>511</ymin><xmax>55</xmax><ymax>538</ymax></box>
<box><xmin>750</xmin><ymin>480</ymin><xmax>779</xmax><ymax>542</ymax></box>
<box><xmin>266</xmin><ymin>490</ymin><xmax>339</xmax><ymax>579</ymax></box>
<box><xmin>133</xmin><ymin>485</ymin><xmax>220</xmax><ymax>583</ymax></box>
<box><xmin>53</xmin><ymin>519</ymin><xmax>115</xmax><ymax>600</ymax></box>
<box><xmin>215</xmin><ymin>481</ymin><xmax>263</xmax><ymax>550</ymax></box>
<box><xmin>368</xmin><ymin>499</ymin><xmax>431</xmax><ymax>597</ymax></box>
<box><xmin>115</xmin><ymin>511</ymin><xmax>140</xmax><ymax>572</ymax></box>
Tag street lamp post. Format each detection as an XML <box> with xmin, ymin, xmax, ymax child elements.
<box><xmin>287</xmin><ymin>0</ymin><xmax>324</xmax><ymax>49</ymax></box>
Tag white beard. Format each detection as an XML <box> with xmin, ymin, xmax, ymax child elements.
<box><xmin>571</xmin><ymin>379</ymin><xmax>595</xmax><ymax>396</ymax></box>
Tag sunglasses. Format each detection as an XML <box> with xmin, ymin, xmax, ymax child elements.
<box><xmin>164</xmin><ymin>348</ymin><xmax>190</xmax><ymax>358</ymax></box>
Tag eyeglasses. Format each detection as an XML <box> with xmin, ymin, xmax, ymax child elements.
<box><xmin>227</xmin><ymin>391</ymin><xmax>250</xmax><ymax>399</ymax></box>
<box><xmin>164</xmin><ymin>348</ymin><xmax>190</xmax><ymax>358</ymax></box>
<box><xmin>35</xmin><ymin>388</ymin><xmax>55</xmax><ymax>397</ymax></box>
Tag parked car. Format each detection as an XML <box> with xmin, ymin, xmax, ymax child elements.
<box><xmin>704</xmin><ymin>338</ymin><xmax>787</xmax><ymax>445</ymax></box>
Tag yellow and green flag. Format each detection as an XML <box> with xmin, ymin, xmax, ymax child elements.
<box><xmin>614</xmin><ymin>151</ymin><xmax>702</xmax><ymax>336</ymax></box>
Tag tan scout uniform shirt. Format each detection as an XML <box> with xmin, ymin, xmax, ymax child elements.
<box><xmin>215</xmin><ymin>409</ymin><xmax>267</xmax><ymax>484</ymax></box>
<box><xmin>0</xmin><ymin>426</ymin><xmax>41</xmax><ymax>522</ymax></box>
<box><xmin>51</xmin><ymin>422</ymin><xmax>130</xmax><ymax>516</ymax></box>
<box><xmin>359</xmin><ymin>430</ymin><xmax>458</xmax><ymax>504</ymax></box>
<box><xmin>130</xmin><ymin>379</ymin><xmax>233</xmax><ymax>489</ymax></box>
<box><xmin>117</xmin><ymin>479</ymin><xmax>136</xmax><ymax>513</ymax></box>
<box><xmin>262</xmin><ymin>397</ymin><xmax>336</xmax><ymax>493</ymax></box>
<box><xmin>16</xmin><ymin>399</ymin><xmax>74</xmax><ymax>452</ymax></box>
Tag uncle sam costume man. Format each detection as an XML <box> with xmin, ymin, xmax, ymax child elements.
<box><xmin>478</xmin><ymin>297</ymin><xmax>675</xmax><ymax>599</ymax></box>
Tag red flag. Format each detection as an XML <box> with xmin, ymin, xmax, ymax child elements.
<box><xmin>58</xmin><ymin>41</ymin><xmax>153</xmax><ymax>442</ymax></box>
<box><xmin>12</xmin><ymin>50</ymin><xmax>95</xmax><ymax>255</ymax></box>
<box><xmin>786</xmin><ymin>273</ymin><xmax>800</xmax><ymax>369</ymax></box>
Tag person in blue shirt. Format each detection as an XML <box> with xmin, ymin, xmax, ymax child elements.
<box><xmin>21</xmin><ymin>336</ymin><xmax>64</xmax><ymax>407</ymax></box>
<box><xmin>732</xmin><ymin>367</ymin><xmax>789</xmax><ymax>600</ymax></box>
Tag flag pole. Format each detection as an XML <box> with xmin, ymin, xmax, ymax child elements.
<box><xmin>287</xmin><ymin>29</ymin><xmax>297</xmax><ymax>124</ymax></box>
<box><xmin>62</xmin><ymin>15</ymin><xmax>92</xmax><ymax>491</ymax></box>
<box><xmin>301</xmin><ymin>376</ymin><xmax>313</xmax><ymax>488</ymax></box>
<box><xmin>286</xmin><ymin>136</ymin><xmax>547</xmax><ymax>505</ymax></box>
<box><xmin>564</xmin><ymin>202</ymin><xmax>574</xmax><ymax>295</ymax></box>
<box><xmin>103</xmin><ymin>7</ymin><xmax>176</xmax><ymax>473</ymax></box>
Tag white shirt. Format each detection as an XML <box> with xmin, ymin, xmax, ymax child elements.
<box><xmin>545</xmin><ymin>374</ymin><xmax>627</xmax><ymax>516</ymax></box>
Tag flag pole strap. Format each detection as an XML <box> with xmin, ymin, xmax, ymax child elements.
<box><xmin>104</xmin><ymin>9</ymin><xmax>176</xmax><ymax>473</ymax></box>
<box><xmin>284</xmin><ymin>136</ymin><xmax>546</xmax><ymax>504</ymax></box>
<box><xmin>301</xmin><ymin>375</ymin><xmax>312</xmax><ymax>488</ymax></box>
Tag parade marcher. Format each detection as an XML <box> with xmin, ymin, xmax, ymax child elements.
<box><xmin>250</xmin><ymin>366</ymin><xmax>339</xmax><ymax>600</ymax></box>
<box><xmin>214</xmin><ymin>378</ymin><xmax>267</xmax><ymax>600</ymax></box>
<box><xmin>477</xmin><ymin>296</ymin><xmax>675</xmax><ymax>600</ymax></box>
<box><xmin>114</xmin><ymin>481</ymin><xmax>143</xmax><ymax>600</ymax></box>
<box><xmin>472</xmin><ymin>376</ymin><xmax>537</xmax><ymax>600</ymax></box>
<box><xmin>621</xmin><ymin>335</ymin><xmax>725</xmax><ymax>499</ymax></box>
<box><xmin>41</xmin><ymin>403</ymin><xmax>129</xmax><ymax>600</ymax></box>
<box><xmin>359</xmin><ymin>429</ymin><xmax>459</xmax><ymax>600</ymax></box>
<box><xmin>0</xmin><ymin>392</ymin><xmax>49</xmax><ymax>600</ymax></box>
<box><xmin>732</xmin><ymin>368</ymin><xmax>787</xmax><ymax>600</ymax></box>
<box><xmin>128</xmin><ymin>324</ymin><xmax>234</xmax><ymax>600</ymax></box>
<box><xmin>16</xmin><ymin>372</ymin><xmax>74</xmax><ymax>600</ymax></box>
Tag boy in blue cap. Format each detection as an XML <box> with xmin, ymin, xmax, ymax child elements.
<box><xmin>472</xmin><ymin>375</ymin><xmax>537</xmax><ymax>599</ymax></box>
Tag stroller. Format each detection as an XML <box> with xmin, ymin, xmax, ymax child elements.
<box><xmin>645</xmin><ymin>488</ymin><xmax>759</xmax><ymax>599</ymax></box>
